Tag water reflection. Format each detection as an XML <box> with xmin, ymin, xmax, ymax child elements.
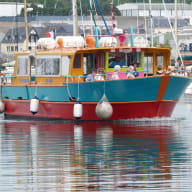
<box><xmin>0</xmin><ymin>119</ymin><xmax>189</xmax><ymax>191</ymax></box>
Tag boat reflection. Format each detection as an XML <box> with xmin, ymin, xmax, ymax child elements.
<box><xmin>0</xmin><ymin>120</ymin><xmax>184</xmax><ymax>191</ymax></box>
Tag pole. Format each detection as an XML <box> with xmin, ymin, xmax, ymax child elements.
<box><xmin>94</xmin><ymin>0</ymin><xmax>110</xmax><ymax>35</ymax></box>
<box><xmin>16</xmin><ymin>0</ymin><xmax>19</xmax><ymax>51</ymax></box>
<box><xmin>24</xmin><ymin>0</ymin><xmax>29</xmax><ymax>50</ymax></box>
<box><xmin>174</xmin><ymin>0</ymin><xmax>178</xmax><ymax>44</ymax></box>
<box><xmin>72</xmin><ymin>0</ymin><xmax>79</xmax><ymax>36</ymax></box>
<box><xmin>149</xmin><ymin>0</ymin><xmax>153</xmax><ymax>47</ymax></box>
<box><xmin>110</xmin><ymin>2</ymin><xmax>115</xmax><ymax>35</ymax></box>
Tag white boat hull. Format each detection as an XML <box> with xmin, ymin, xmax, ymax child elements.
<box><xmin>185</xmin><ymin>81</ymin><xmax>192</xmax><ymax>94</ymax></box>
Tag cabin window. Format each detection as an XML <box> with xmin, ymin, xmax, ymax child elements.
<box><xmin>84</xmin><ymin>54</ymin><xmax>96</xmax><ymax>74</ymax></box>
<box><xmin>35</xmin><ymin>55</ymin><xmax>60</xmax><ymax>76</ymax></box>
<box><xmin>109</xmin><ymin>51</ymin><xmax>142</xmax><ymax>68</ymax></box>
<box><xmin>144</xmin><ymin>54</ymin><xmax>153</xmax><ymax>73</ymax></box>
<box><xmin>61</xmin><ymin>56</ymin><xmax>70</xmax><ymax>75</ymax></box>
<box><xmin>157</xmin><ymin>54</ymin><xmax>164</xmax><ymax>68</ymax></box>
<box><xmin>17</xmin><ymin>55</ymin><xmax>29</xmax><ymax>76</ymax></box>
<box><xmin>126</xmin><ymin>52</ymin><xmax>142</xmax><ymax>67</ymax></box>
<box><xmin>73</xmin><ymin>54</ymin><xmax>81</xmax><ymax>68</ymax></box>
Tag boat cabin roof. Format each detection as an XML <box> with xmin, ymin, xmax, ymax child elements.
<box><xmin>9</xmin><ymin>44</ymin><xmax>171</xmax><ymax>86</ymax></box>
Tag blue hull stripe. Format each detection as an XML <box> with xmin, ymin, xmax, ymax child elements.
<box><xmin>2</xmin><ymin>76</ymin><xmax>190</xmax><ymax>103</ymax></box>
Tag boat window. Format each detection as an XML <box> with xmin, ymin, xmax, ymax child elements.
<box><xmin>61</xmin><ymin>56</ymin><xmax>70</xmax><ymax>75</ymax></box>
<box><xmin>109</xmin><ymin>52</ymin><xmax>142</xmax><ymax>68</ymax></box>
<box><xmin>73</xmin><ymin>54</ymin><xmax>81</xmax><ymax>69</ymax></box>
<box><xmin>126</xmin><ymin>52</ymin><xmax>142</xmax><ymax>67</ymax></box>
<box><xmin>157</xmin><ymin>54</ymin><xmax>164</xmax><ymax>68</ymax></box>
<box><xmin>144</xmin><ymin>54</ymin><xmax>153</xmax><ymax>73</ymax></box>
<box><xmin>35</xmin><ymin>55</ymin><xmax>60</xmax><ymax>76</ymax></box>
<box><xmin>17</xmin><ymin>55</ymin><xmax>29</xmax><ymax>76</ymax></box>
<box><xmin>83</xmin><ymin>53</ymin><xmax>96</xmax><ymax>74</ymax></box>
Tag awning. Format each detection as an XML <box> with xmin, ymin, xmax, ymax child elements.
<box><xmin>2</xmin><ymin>60</ymin><xmax>15</xmax><ymax>67</ymax></box>
<box><xmin>177</xmin><ymin>55</ymin><xmax>192</xmax><ymax>61</ymax></box>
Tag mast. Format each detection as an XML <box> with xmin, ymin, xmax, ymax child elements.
<box><xmin>174</xmin><ymin>0</ymin><xmax>178</xmax><ymax>44</ymax></box>
<box><xmin>94</xmin><ymin>0</ymin><xmax>110</xmax><ymax>35</ymax></box>
<box><xmin>16</xmin><ymin>0</ymin><xmax>19</xmax><ymax>50</ymax></box>
<box><xmin>72</xmin><ymin>0</ymin><xmax>79</xmax><ymax>36</ymax></box>
<box><xmin>149</xmin><ymin>0</ymin><xmax>153</xmax><ymax>47</ymax></box>
<box><xmin>24</xmin><ymin>0</ymin><xmax>29</xmax><ymax>50</ymax></box>
<box><xmin>89</xmin><ymin>0</ymin><xmax>99</xmax><ymax>47</ymax></box>
<box><xmin>110</xmin><ymin>1</ymin><xmax>115</xmax><ymax>35</ymax></box>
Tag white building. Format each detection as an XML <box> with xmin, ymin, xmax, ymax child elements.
<box><xmin>0</xmin><ymin>2</ymin><xmax>25</xmax><ymax>17</ymax></box>
<box><xmin>0</xmin><ymin>2</ymin><xmax>43</xmax><ymax>17</ymax></box>
<box><xmin>117</xmin><ymin>3</ymin><xmax>192</xmax><ymax>21</ymax></box>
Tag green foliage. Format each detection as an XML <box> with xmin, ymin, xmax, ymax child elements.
<box><xmin>2</xmin><ymin>0</ymin><xmax>191</xmax><ymax>16</ymax></box>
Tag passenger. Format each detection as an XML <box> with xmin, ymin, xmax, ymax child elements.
<box><xmin>171</xmin><ymin>66</ymin><xmax>179</xmax><ymax>75</ymax></box>
<box><xmin>133</xmin><ymin>63</ymin><xmax>139</xmax><ymax>77</ymax></box>
<box><xmin>112</xmin><ymin>65</ymin><xmax>121</xmax><ymax>80</ymax></box>
<box><xmin>95</xmin><ymin>68</ymin><xmax>105</xmax><ymax>81</ymax></box>
<box><xmin>179</xmin><ymin>66</ymin><xmax>188</xmax><ymax>76</ymax></box>
<box><xmin>126</xmin><ymin>65</ymin><xmax>135</xmax><ymax>79</ymax></box>
<box><xmin>188</xmin><ymin>68</ymin><xmax>192</xmax><ymax>77</ymax></box>
<box><xmin>85</xmin><ymin>68</ymin><xmax>97</xmax><ymax>81</ymax></box>
<box><xmin>110</xmin><ymin>55</ymin><xmax>124</xmax><ymax>68</ymax></box>
<box><xmin>165</xmin><ymin>66</ymin><xmax>173</xmax><ymax>75</ymax></box>
<box><xmin>156</xmin><ymin>65</ymin><xmax>164</xmax><ymax>75</ymax></box>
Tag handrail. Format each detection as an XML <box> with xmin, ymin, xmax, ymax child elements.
<box><xmin>65</xmin><ymin>70</ymin><xmax>148</xmax><ymax>79</ymax></box>
<box><xmin>0</xmin><ymin>76</ymin><xmax>16</xmax><ymax>78</ymax></box>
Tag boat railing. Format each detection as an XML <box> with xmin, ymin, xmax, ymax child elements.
<box><xmin>65</xmin><ymin>69</ymin><xmax>191</xmax><ymax>83</ymax></box>
<box><xmin>66</xmin><ymin>70</ymin><xmax>149</xmax><ymax>83</ymax></box>
<box><xmin>0</xmin><ymin>69</ymin><xmax>189</xmax><ymax>86</ymax></box>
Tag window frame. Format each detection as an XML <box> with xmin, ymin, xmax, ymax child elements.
<box><xmin>34</xmin><ymin>55</ymin><xmax>61</xmax><ymax>76</ymax></box>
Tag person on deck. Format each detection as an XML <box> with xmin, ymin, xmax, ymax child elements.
<box><xmin>133</xmin><ymin>63</ymin><xmax>139</xmax><ymax>77</ymax></box>
<box><xmin>95</xmin><ymin>68</ymin><xmax>105</xmax><ymax>81</ymax></box>
<box><xmin>110</xmin><ymin>55</ymin><xmax>124</xmax><ymax>68</ymax></box>
<box><xmin>126</xmin><ymin>65</ymin><xmax>135</xmax><ymax>79</ymax></box>
<box><xmin>112</xmin><ymin>65</ymin><xmax>121</xmax><ymax>80</ymax></box>
<box><xmin>165</xmin><ymin>66</ymin><xmax>176</xmax><ymax>75</ymax></box>
<box><xmin>156</xmin><ymin>65</ymin><xmax>164</xmax><ymax>75</ymax></box>
<box><xmin>85</xmin><ymin>68</ymin><xmax>97</xmax><ymax>81</ymax></box>
<box><xmin>179</xmin><ymin>66</ymin><xmax>188</xmax><ymax>76</ymax></box>
<box><xmin>188</xmin><ymin>67</ymin><xmax>192</xmax><ymax>77</ymax></box>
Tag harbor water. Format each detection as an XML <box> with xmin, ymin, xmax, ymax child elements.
<box><xmin>1</xmin><ymin>95</ymin><xmax>192</xmax><ymax>191</ymax></box>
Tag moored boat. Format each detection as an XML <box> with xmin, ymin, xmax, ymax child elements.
<box><xmin>0</xmin><ymin>36</ymin><xmax>190</xmax><ymax>121</ymax></box>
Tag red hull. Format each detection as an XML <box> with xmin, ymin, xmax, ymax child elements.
<box><xmin>3</xmin><ymin>99</ymin><xmax>177</xmax><ymax>120</ymax></box>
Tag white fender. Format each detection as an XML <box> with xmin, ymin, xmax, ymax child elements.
<box><xmin>0</xmin><ymin>100</ymin><xmax>5</xmax><ymax>113</ymax></box>
<box><xmin>73</xmin><ymin>102</ymin><xmax>83</xmax><ymax>119</ymax></box>
<box><xmin>30</xmin><ymin>96</ymin><xmax>39</xmax><ymax>114</ymax></box>
<box><xmin>95</xmin><ymin>101</ymin><xmax>113</xmax><ymax>119</ymax></box>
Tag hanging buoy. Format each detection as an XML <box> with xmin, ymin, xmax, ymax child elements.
<box><xmin>30</xmin><ymin>96</ymin><xmax>39</xmax><ymax>115</ymax></box>
<box><xmin>0</xmin><ymin>100</ymin><xmax>5</xmax><ymax>113</ymax></box>
<box><xmin>73</xmin><ymin>101</ymin><xmax>83</xmax><ymax>119</ymax></box>
<box><xmin>95</xmin><ymin>95</ymin><xmax>113</xmax><ymax>119</ymax></box>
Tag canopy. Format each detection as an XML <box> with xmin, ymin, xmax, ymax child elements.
<box><xmin>177</xmin><ymin>55</ymin><xmax>192</xmax><ymax>61</ymax></box>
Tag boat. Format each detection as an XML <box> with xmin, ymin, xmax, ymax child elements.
<box><xmin>0</xmin><ymin>0</ymin><xmax>190</xmax><ymax>121</ymax></box>
<box><xmin>0</xmin><ymin>34</ymin><xmax>190</xmax><ymax>121</ymax></box>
